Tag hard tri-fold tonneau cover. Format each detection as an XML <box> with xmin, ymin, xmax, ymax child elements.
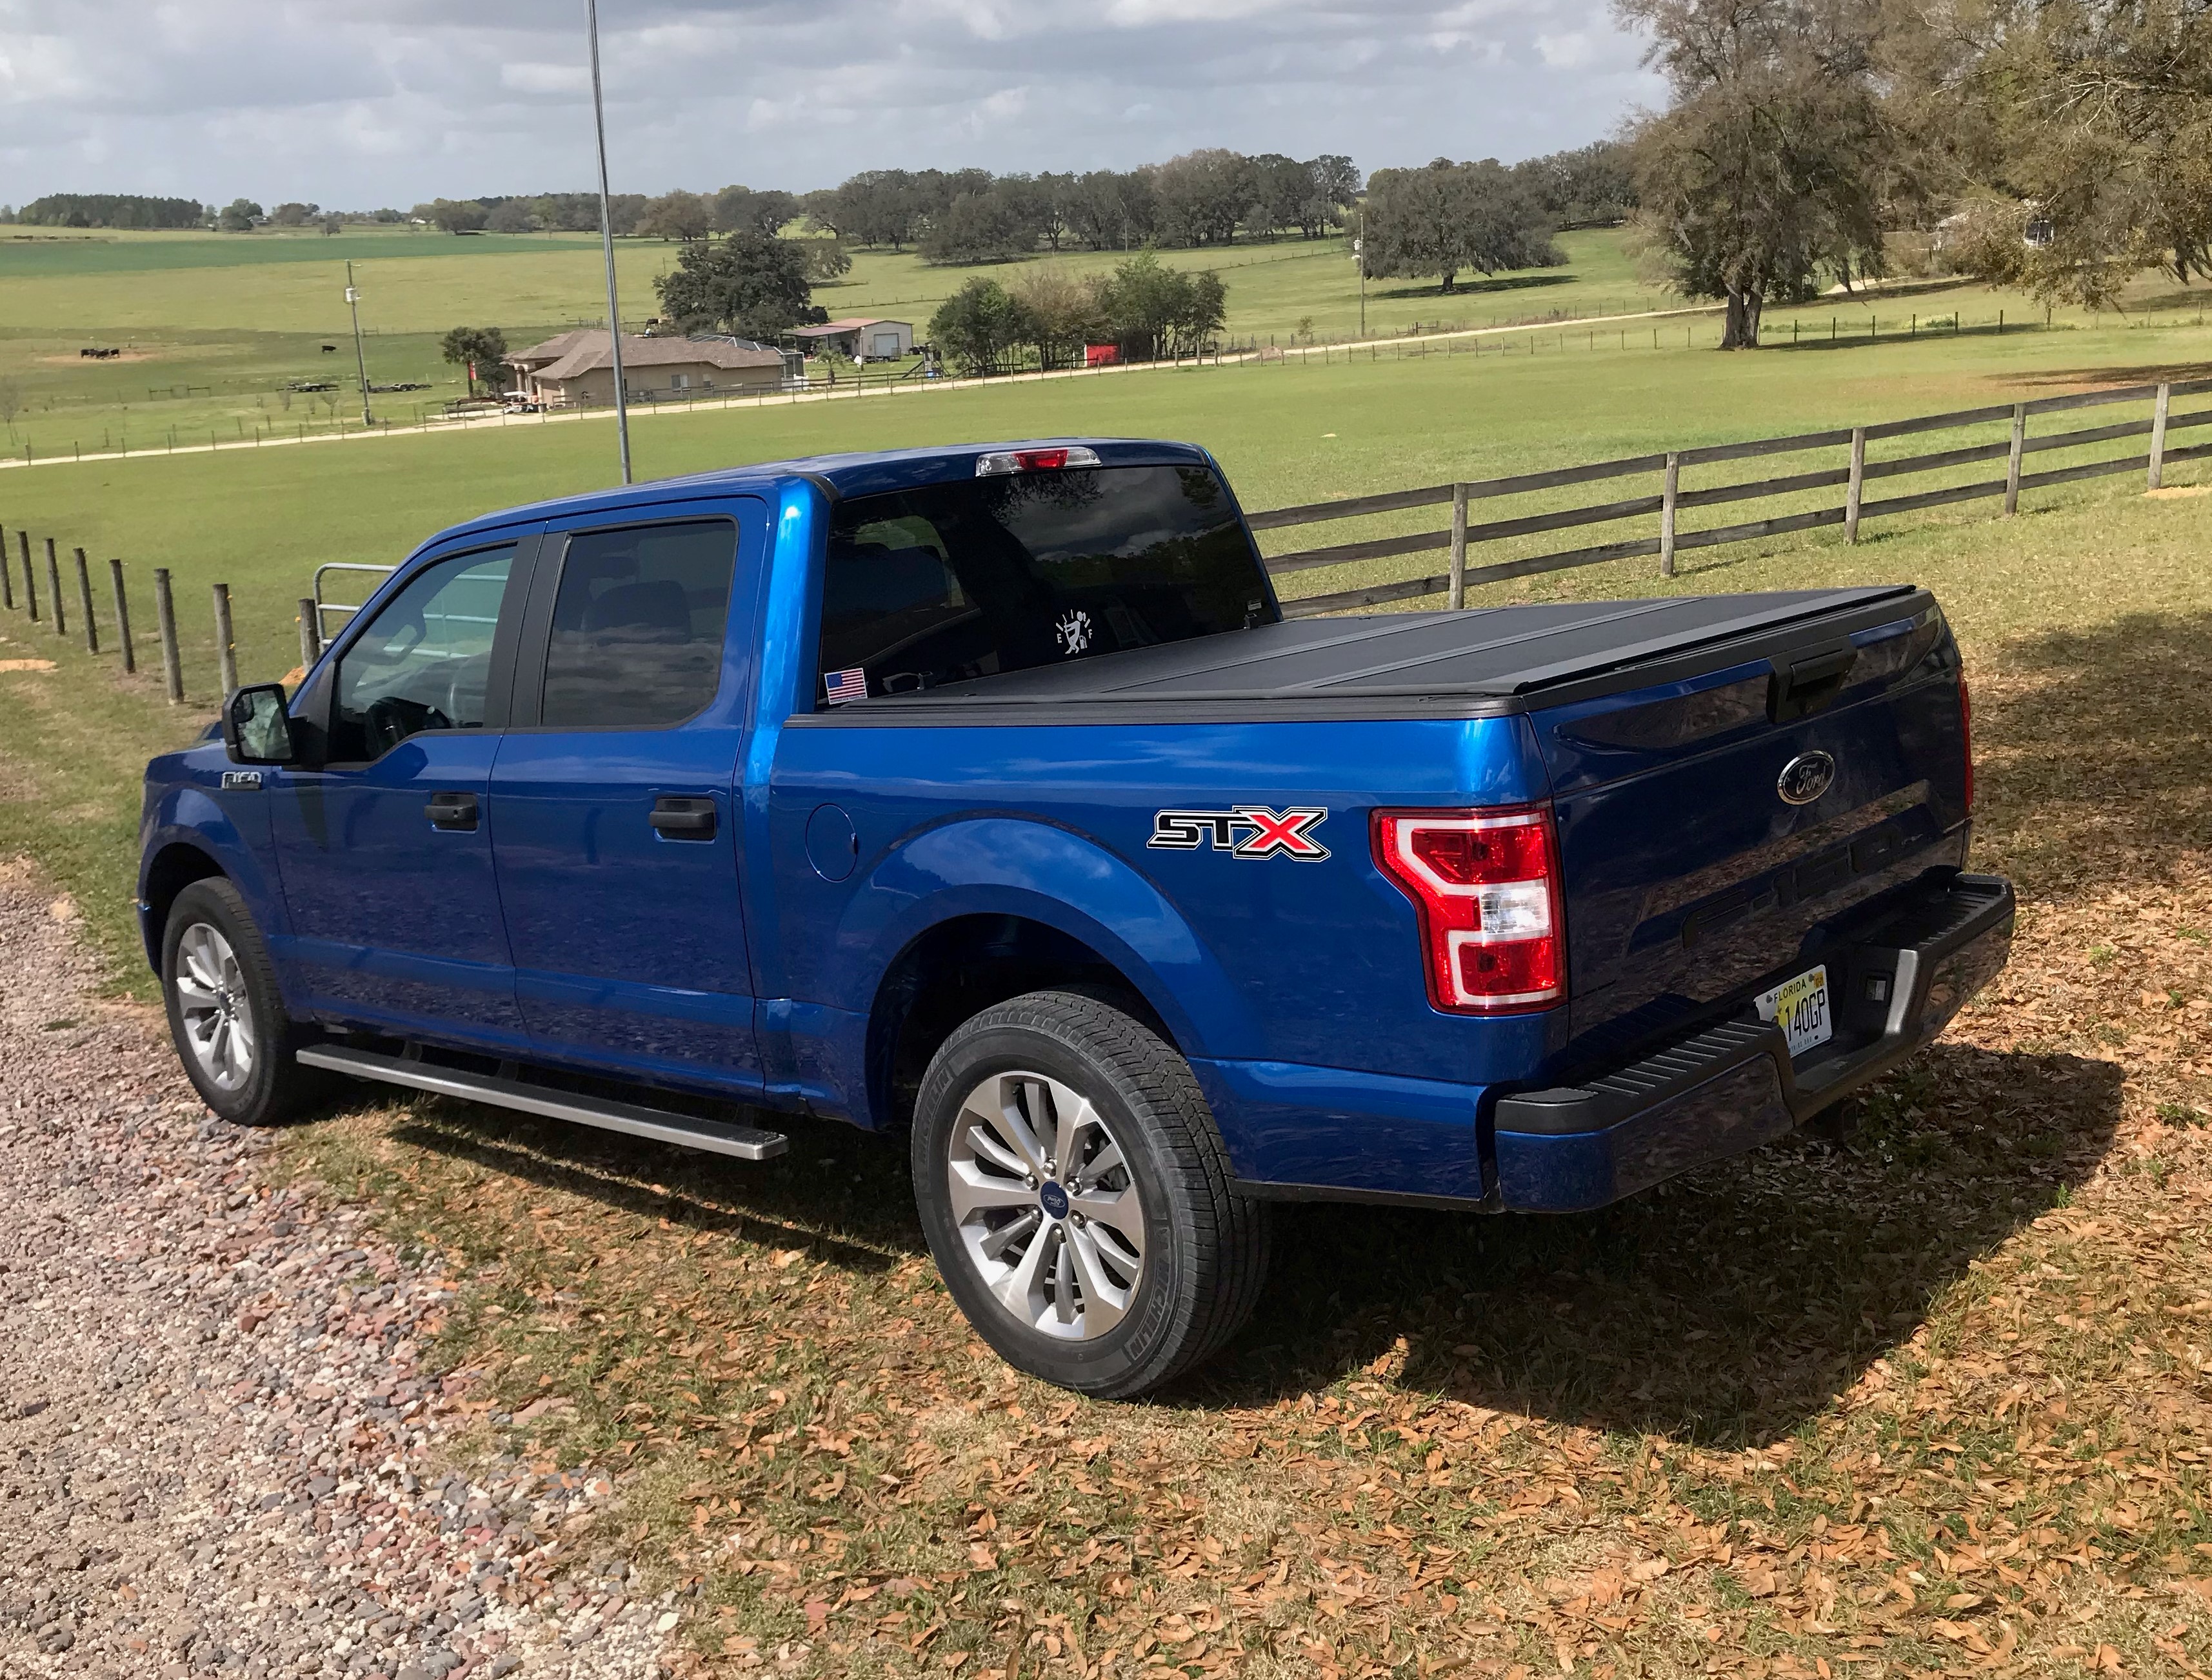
<box><xmin>821</xmin><ymin>587</ymin><xmax>1927</xmax><ymax>721</ymax></box>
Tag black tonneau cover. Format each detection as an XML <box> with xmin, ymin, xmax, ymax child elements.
<box><xmin>813</xmin><ymin>587</ymin><xmax>1926</xmax><ymax>724</ymax></box>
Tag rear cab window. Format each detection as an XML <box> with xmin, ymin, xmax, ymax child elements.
<box><xmin>817</xmin><ymin>463</ymin><xmax>1273</xmax><ymax>705</ymax></box>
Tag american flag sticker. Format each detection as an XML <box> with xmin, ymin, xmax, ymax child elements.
<box><xmin>823</xmin><ymin>666</ymin><xmax>869</xmax><ymax>705</ymax></box>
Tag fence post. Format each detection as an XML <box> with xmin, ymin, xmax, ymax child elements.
<box><xmin>212</xmin><ymin>583</ymin><xmax>238</xmax><ymax>697</ymax></box>
<box><xmin>110</xmin><ymin>559</ymin><xmax>136</xmax><ymax>674</ymax></box>
<box><xmin>2149</xmin><ymin>383</ymin><xmax>2171</xmax><ymax>490</ymax></box>
<box><xmin>43</xmin><ymin>539</ymin><xmax>66</xmax><ymax>637</ymax></box>
<box><xmin>1659</xmin><ymin>452</ymin><xmax>1680</xmax><ymax>577</ymax></box>
<box><xmin>1447</xmin><ymin>484</ymin><xmax>1470</xmax><ymax>609</ymax></box>
<box><xmin>18</xmin><ymin>532</ymin><xmax>35</xmax><ymax>622</ymax></box>
<box><xmin>154</xmin><ymin>568</ymin><xmax>183</xmax><ymax>704</ymax></box>
<box><xmin>1844</xmin><ymin>427</ymin><xmax>1867</xmax><ymax>544</ymax></box>
<box><xmin>0</xmin><ymin>528</ymin><xmax>11</xmax><ymax>612</ymax></box>
<box><xmin>2004</xmin><ymin>404</ymin><xmax>2026</xmax><ymax>515</ymax></box>
<box><xmin>74</xmin><ymin>548</ymin><xmax>98</xmax><ymax>654</ymax></box>
<box><xmin>297</xmin><ymin>597</ymin><xmax>322</xmax><ymax>670</ymax></box>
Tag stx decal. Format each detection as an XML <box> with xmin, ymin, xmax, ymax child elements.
<box><xmin>1147</xmin><ymin>806</ymin><xmax>1331</xmax><ymax>861</ymax></box>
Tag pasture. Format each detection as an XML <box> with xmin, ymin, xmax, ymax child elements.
<box><xmin>4</xmin><ymin>218</ymin><xmax>2203</xmax><ymax>466</ymax></box>
<box><xmin>1</xmin><ymin>295</ymin><xmax>2207</xmax><ymax>695</ymax></box>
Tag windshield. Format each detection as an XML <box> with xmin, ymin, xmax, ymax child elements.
<box><xmin>816</xmin><ymin>463</ymin><xmax>1274</xmax><ymax>704</ymax></box>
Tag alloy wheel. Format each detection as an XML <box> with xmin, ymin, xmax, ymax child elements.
<box><xmin>174</xmin><ymin>921</ymin><xmax>256</xmax><ymax>1094</ymax></box>
<box><xmin>945</xmin><ymin>1070</ymin><xmax>1146</xmax><ymax>1341</ymax></box>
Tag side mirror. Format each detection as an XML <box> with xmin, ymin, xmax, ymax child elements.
<box><xmin>221</xmin><ymin>683</ymin><xmax>298</xmax><ymax>766</ymax></box>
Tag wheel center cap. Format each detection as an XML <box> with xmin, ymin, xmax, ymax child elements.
<box><xmin>1038</xmin><ymin>1181</ymin><xmax>1070</xmax><ymax>1221</ymax></box>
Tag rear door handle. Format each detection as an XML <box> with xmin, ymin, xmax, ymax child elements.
<box><xmin>424</xmin><ymin>791</ymin><xmax>479</xmax><ymax>832</ymax></box>
<box><xmin>650</xmin><ymin>795</ymin><xmax>717</xmax><ymax>840</ymax></box>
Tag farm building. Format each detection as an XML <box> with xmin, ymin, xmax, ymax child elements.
<box><xmin>503</xmin><ymin>330</ymin><xmax>793</xmax><ymax>406</ymax></box>
<box><xmin>788</xmin><ymin>318</ymin><xmax>915</xmax><ymax>361</ymax></box>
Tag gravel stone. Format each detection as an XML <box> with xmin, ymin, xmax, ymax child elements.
<box><xmin>0</xmin><ymin>863</ymin><xmax>681</xmax><ymax>1677</ymax></box>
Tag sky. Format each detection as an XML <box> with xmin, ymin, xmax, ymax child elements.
<box><xmin>0</xmin><ymin>0</ymin><xmax>1661</xmax><ymax>208</ymax></box>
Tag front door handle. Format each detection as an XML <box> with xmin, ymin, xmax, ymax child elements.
<box><xmin>424</xmin><ymin>791</ymin><xmax>479</xmax><ymax>832</ymax></box>
<box><xmin>650</xmin><ymin>795</ymin><xmax>717</xmax><ymax>840</ymax></box>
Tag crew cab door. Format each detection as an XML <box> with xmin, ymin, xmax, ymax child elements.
<box><xmin>488</xmin><ymin>503</ymin><xmax>765</xmax><ymax>1091</ymax></box>
<box><xmin>268</xmin><ymin>534</ymin><xmax>538</xmax><ymax>1046</ymax></box>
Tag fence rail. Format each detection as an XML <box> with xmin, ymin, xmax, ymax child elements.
<box><xmin>1255</xmin><ymin>378</ymin><xmax>2212</xmax><ymax>617</ymax></box>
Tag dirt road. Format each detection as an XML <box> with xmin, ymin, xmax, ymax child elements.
<box><xmin>0</xmin><ymin>863</ymin><xmax>673</xmax><ymax>1679</ymax></box>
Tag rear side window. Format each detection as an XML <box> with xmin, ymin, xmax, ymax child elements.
<box><xmin>540</xmin><ymin>521</ymin><xmax>737</xmax><ymax>728</ymax></box>
<box><xmin>817</xmin><ymin>464</ymin><xmax>1273</xmax><ymax>703</ymax></box>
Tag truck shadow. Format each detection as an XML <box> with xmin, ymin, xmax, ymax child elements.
<box><xmin>383</xmin><ymin>1099</ymin><xmax>925</xmax><ymax>1278</ymax></box>
<box><xmin>1208</xmin><ymin>1041</ymin><xmax>2120</xmax><ymax>1445</ymax></box>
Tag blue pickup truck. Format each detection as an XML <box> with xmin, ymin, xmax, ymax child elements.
<box><xmin>139</xmin><ymin>439</ymin><xmax>2012</xmax><ymax>1396</ymax></box>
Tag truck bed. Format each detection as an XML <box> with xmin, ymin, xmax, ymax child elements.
<box><xmin>820</xmin><ymin>587</ymin><xmax>1926</xmax><ymax>722</ymax></box>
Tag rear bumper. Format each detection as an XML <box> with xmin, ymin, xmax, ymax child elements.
<box><xmin>1491</xmin><ymin>870</ymin><xmax>2015</xmax><ymax>1213</ymax></box>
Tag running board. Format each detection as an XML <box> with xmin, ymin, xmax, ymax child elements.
<box><xmin>296</xmin><ymin>1045</ymin><xmax>790</xmax><ymax>1161</ymax></box>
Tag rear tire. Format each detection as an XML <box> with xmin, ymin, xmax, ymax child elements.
<box><xmin>911</xmin><ymin>989</ymin><xmax>1270</xmax><ymax>1398</ymax></box>
<box><xmin>161</xmin><ymin>878</ymin><xmax>333</xmax><ymax>1126</ymax></box>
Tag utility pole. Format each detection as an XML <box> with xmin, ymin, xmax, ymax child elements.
<box><xmin>344</xmin><ymin>261</ymin><xmax>373</xmax><ymax>426</ymax></box>
<box><xmin>1357</xmin><ymin>204</ymin><xmax>1367</xmax><ymax>339</ymax></box>
<box><xmin>588</xmin><ymin>0</ymin><xmax>633</xmax><ymax>484</ymax></box>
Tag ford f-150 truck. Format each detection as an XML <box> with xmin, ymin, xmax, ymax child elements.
<box><xmin>140</xmin><ymin>438</ymin><xmax>2013</xmax><ymax>1397</ymax></box>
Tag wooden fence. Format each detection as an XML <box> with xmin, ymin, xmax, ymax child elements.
<box><xmin>4</xmin><ymin>379</ymin><xmax>2205</xmax><ymax>701</ymax></box>
<box><xmin>1252</xmin><ymin>377</ymin><xmax>2212</xmax><ymax>617</ymax></box>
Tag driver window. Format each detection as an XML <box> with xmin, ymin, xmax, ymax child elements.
<box><xmin>330</xmin><ymin>545</ymin><xmax>514</xmax><ymax>763</ymax></box>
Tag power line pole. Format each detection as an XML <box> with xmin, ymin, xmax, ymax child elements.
<box><xmin>344</xmin><ymin>260</ymin><xmax>372</xmax><ymax>426</ymax></box>
<box><xmin>587</xmin><ymin>0</ymin><xmax>633</xmax><ymax>485</ymax></box>
<box><xmin>1357</xmin><ymin>204</ymin><xmax>1367</xmax><ymax>339</ymax></box>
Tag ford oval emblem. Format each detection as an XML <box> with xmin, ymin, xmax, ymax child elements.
<box><xmin>1777</xmin><ymin>750</ymin><xmax>1837</xmax><ymax>805</ymax></box>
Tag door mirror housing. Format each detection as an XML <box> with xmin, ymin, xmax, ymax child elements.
<box><xmin>222</xmin><ymin>683</ymin><xmax>299</xmax><ymax>765</ymax></box>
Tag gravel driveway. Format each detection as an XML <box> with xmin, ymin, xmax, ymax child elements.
<box><xmin>0</xmin><ymin>863</ymin><xmax>677</xmax><ymax>1680</ymax></box>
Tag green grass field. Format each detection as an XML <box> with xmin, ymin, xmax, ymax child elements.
<box><xmin>8</xmin><ymin>220</ymin><xmax>2204</xmax><ymax>470</ymax></box>
<box><xmin>1</xmin><ymin>297</ymin><xmax>2206</xmax><ymax>699</ymax></box>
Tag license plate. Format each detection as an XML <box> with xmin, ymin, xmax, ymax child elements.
<box><xmin>1755</xmin><ymin>965</ymin><xmax>1833</xmax><ymax>1059</ymax></box>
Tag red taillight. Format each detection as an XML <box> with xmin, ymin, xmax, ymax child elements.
<box><xmin>1958</xmin><ymin>674</ymin><xmax>1975</xmax><ymax>812</ymax></box>
<box><xmin>1373</xmin><ymin>804</ymin><xmax>1566</xmax><ymax>1014</ymax></box>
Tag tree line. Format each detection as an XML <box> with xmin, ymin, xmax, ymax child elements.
<box><xmin>16</xmin><ymin>194</ymin><xmax>208</xmax><ymax>229</ymax></box>
<box><xmin>1621</xmin><ymin>0</ymin><xmax>2212</xmax><ymax>345</ymax></box>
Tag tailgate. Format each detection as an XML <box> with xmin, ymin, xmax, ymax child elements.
<box><xmin>1529</xmin><ymin>595</ymin><xmax>1971</xmax><ymax>1070</ymax></box>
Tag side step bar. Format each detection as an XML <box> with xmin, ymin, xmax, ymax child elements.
<box><xmin>297</xmin><ymin>1044</ymin><xmax>790</xmax><ymax>1162</ymax></box>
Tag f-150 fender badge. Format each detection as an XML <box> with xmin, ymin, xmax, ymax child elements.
<box><xmin>221</xmin><ymin>770</ymin><xmax>263</xmax><ymax>791</ymax></box>
<box><xmin>1147</xmin><ymin>805</ymin><xmax>1330</xmax><ymax>861</ymax></box>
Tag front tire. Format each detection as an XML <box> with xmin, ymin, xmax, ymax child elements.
<box><xmin>161</xmin><ymin>878</ymin><xmax>331</xmax><ymax>1126</ymax></box>
<box><xmin>911</xmin><ymin>990</ymin><xmax>1271</xmax><ymax>1398</ymax></box>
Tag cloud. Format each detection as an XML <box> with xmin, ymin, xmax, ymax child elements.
<box><xmin>501</xmin><ymin>62</ymin><xmax>592</xmax><ymax>95</ymax></box>
<box><xmin>0</xmin><ymin>0</ymin><xmax>1662</xmax><ymax>205</ymax></box>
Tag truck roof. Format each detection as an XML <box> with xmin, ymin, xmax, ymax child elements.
<box><xmin>433</xmin><ymin>437</ymin><xmax>1214</xmax><ymax>545</ymax></box>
